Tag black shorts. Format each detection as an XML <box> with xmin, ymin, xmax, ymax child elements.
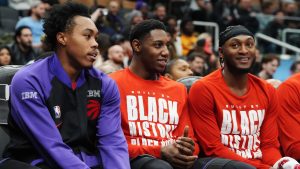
<box><xmin>130</xmin><ymin>154</ymin><xmax>256</xmax><ymax>169</ymax></box>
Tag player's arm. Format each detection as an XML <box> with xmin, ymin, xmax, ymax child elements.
<box><xmin>260</xmin><ymin>85</ymin><xmax>282</xmax><ymax>165</ymax></box>
<box><xmin>96</xmin><ymin>76</ymin><xmax>130</xmax><ymax>169</ymax></box>
<box><xmin>277</xmin><ymin>83</ymin><xmax>300</xmax><ymax>160</ymax></box>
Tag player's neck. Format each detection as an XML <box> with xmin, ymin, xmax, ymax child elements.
<box><xmin>57</xmin><ymin>51</ymin><xmax>81</xmax><ymax>82</ymax></box>
<box><xmin>222</xmin><ymin>68</ymin><xmax>248</xmax><ymax>96</ymax></box>
<box><xmin>129</xmin><ymin>61</ymin><xmax>158</xmax><ymax>80</ymax></box>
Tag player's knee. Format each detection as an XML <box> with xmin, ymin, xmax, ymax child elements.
<box><xmin>224</xmin><ymin>160</ymin><xmax>256</xmax><ymax>169</ymax></box>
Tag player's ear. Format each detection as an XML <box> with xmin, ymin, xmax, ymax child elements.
<box><xmin>218</xmin><ymin>47</ymin><xmax>225</xmax><ymax>67</ymax></box>
<box><xmin>218</xmin><ymin>47</ymin><xmax>223</xmax><ymax>55</ymax></box>
<box><xmin>132</xmin><ymin>39</ymin><xmax>141</xmax><ymax>53</ymax></box>
<box><xmin>57</xmin><ymin>32</ymin><xmax>67</xmax><ymax>46</ymax></box>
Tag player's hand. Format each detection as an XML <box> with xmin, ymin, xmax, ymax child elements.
<box><xmin>161</xmin><ymin>143</ymin><xmax>180</xmax><ymax>164</ymax></box>
<box><xmin>176</xmin><ymin>126</ymin><xmax>195</xmax><ymax>156</ymax></box>
<box><xmin>161</xmin><ymin>143</ymin><xmax>197</xmax><ymax>169</ymax></box>
<box><xmin>161</xmin><ymin>126</ymin><xmax>198</xmax><ymax>169</ymax></box>
<box><xmin>172</xmin><ymin>153</ymin><xmax>198</xmax><ymax>169</ymax></box>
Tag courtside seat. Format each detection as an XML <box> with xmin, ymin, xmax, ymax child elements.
<box><xmin>0</xmin><ymin>65</ymin><xmax>23</xmax><ymax>158</ymax></box>
<box><xmin>176</xmin><ymin>76</ymin><xmax>202</xmax><ymax>93</ymax></box>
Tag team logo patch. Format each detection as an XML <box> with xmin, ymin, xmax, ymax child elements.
<box><xmin>53</xmin><ymin>106</ymin><xmax>61</xmax><ymax>119</ymax></box>
<box><xmin>87</xmin><ymin>99</ymin><xmax>100</xmax><ymax>120</ymax></box>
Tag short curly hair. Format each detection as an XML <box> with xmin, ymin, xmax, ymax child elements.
<box><xmin>129</xmin><ymin>19</ymin><xmax>166</xmax><ymax>43</ymax></box>
<box><xmin>43</xmin><ymin>2</ymin><xmax>90</xmax><ymax>50</ymax></box>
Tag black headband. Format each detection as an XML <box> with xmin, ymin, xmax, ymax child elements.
<box><xmin>219</xmin><ymin>25</ymin><xmax>254</xmax><ymax>47</ymax></box>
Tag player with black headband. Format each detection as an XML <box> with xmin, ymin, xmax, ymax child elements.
<box><xmin>189</xmin><ymin>25</ymin><xmax>300</xmax><ymax>169</ymax></box>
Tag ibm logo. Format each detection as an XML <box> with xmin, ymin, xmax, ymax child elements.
<box><xmin>21</xmin><ymin>92</ymin><xmax>38</xmax><ymax>100</ymax></box>
<box><xmin>87</xmin><ymin>90</ymin><xmax>101</xmax><ymax>98</ymax></box>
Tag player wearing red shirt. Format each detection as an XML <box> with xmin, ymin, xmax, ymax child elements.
<box><xmin>277</xmin><ymin>73</ymin><xmax>300</xmax><ymax>161</ymax></box>
<box><xmin>110</xmin><ymin>68</ymin><xmax>197</xmax><ymax>159</ymax></box>
<box><xmin>189</xmin><ymin>25</ymin><xmax>299</xmax><ymax>169</ymax></box>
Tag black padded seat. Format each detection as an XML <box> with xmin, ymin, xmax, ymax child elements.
<box><xmin>0</xmin><ymin>65</ymin><xmax>23</xmax><ymax>158</ymax></box>
<box><xmin>176</xmin><ymin>76</ymin><xmax>202</xmax><ymax>92</ymax></box>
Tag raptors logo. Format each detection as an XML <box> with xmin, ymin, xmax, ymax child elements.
<box><xmin>87</xmin><ymin>99</ymin><xmax>101</xmax><ymax>120</ymax></box>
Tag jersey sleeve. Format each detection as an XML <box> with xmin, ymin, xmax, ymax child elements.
<box><xmin>128</xmin><ymin>145</ymin><xmax>162</xmax><ymax>158</ymax></box>
<box><xmin>260</xmin><ymin>85</ymin><xmax>282</xmax><ymax>165</ymax></box>
<box><xmin>277</xmin><ymin>82</ymin><xmax>300</xmax><ymax>160</ymax></box>
<box><xmin>10</xmin><ymin>73</ymin><xmax>90</xmax><ymax>168</ymax></box>
<box><xmin>188</xmin><ymin>81</ymin><xmax>271</xmax><ymax>169</ymax></box>
<box><xmin>97</xmin><ymin>76</ymin><xmax>130</xmax><ymax>169</ymax></box>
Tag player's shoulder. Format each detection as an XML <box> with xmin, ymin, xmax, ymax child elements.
<box><xmin>109</xmin><ymin>69</ymin><xmax>127</xmax><ymax>81</ymax></box>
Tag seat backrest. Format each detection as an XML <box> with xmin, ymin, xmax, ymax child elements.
<box><xmin>0</xmin><ymin>19</ymin><xmax>18</xmax><ymax>32</ymax></box>
<box><xmin>0</xmin><ymin>65</ymin><xmax>23</xmax><ymax>125</ymax></box>
<box><xmin>0</xmin><ymin>65</ymin><xmax>22</xmax><ymax>158</ymax></box>
<box><xmin>176</xmin><ymin>76</ymin><xmax>202</xmax><ymax>93</ymax></box>
<box><xmin>0</xmin><ymin>6</ymin><xmax>19</xmax><ymax>20</ymax></box>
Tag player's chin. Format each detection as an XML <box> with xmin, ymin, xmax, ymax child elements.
<box><xmin>81</xmin><ymin>61</ymin><xmax>94</xmax><ymax>69</ymax></box>
<box><xmin>237</xmin><ymin>62</ymin><xmax>254</xmax><ymax>71</ymax></box>
<box><xmin>238</xmin><ymin>67</ymin><xmax>252</xmax><ymax>73</ymax></box>
<box><xmin>155</xmin><ymin>67</ymin><xmax>166</xmax><ymax>74</ymax></box>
